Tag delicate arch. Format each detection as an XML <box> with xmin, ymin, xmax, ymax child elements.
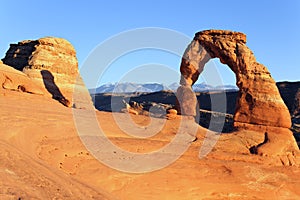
<box><xmin>177</xmin><ymin>30</ymin><xmax>291</xmax><ymax>129</ymax></box>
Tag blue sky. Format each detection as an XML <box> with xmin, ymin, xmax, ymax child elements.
<box><xmin>1</xmin><ymin>0</ymin><xmax>299</xmax><ymax>88</ymax></box>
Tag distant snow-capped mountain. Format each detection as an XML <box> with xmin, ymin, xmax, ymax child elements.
<box><xmin>167</xmin><ymin>82</ymin><xmax>180</xmax><ymax>91</ymax></box>
<box><xmin>193</xmin><ymin>83</ymin><xmax>238</xmax><ymax>92</ymax></box>
<box><xmin>192</xmin><ymin>83</ymin><xmax>214</xmax><ymax>92</ymax></box>
<box><xmin>215</xmin><ymin>84</ymin><xmax>239</xmax><ymax>91</ymax></box>
<box><xmin>89</xmin><ymin>82</ymin><xmax>238</xmax><ymax>94</ymax></box>
<box><xmin>89</xmin><ymin>82</ymin><xmax>169</xmax><ymax>94</ymax></box>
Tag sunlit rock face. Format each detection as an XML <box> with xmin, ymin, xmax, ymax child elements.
<box><xmin>178</xmin><ymin>29</ymin><xmax>291</xmax><ymax>129</ymax></box>
<box><xmin>2</xmin><ymin>37</ymin><xmax>92</xmax><ymax>108</ymax></box>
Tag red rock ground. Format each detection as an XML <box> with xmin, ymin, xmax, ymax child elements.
<box><xmin>1</xmin><ymin>88</ymin><xmax>300</xmax><ymax>200</ymax></box>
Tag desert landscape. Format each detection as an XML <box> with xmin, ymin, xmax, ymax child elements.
<box><xmin>0</xmin><ymin>28</ymin><xmax>299</xmax><ymax>200</ymax></box>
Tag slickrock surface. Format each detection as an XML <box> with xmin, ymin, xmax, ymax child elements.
<box><xmin>0</xmin><ymin>61</ymin><xmax>43</xmax><ymax>94</ymax></box>
<box><xmin>1</xmin><ymin>89</ymin><xmax>300</xmax><ymax>199</ymax></box>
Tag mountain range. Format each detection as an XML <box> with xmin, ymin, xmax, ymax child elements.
<box><xmin>89</xmin><ymin>82</ymin><xmax>239</xmax><ymax>94</ymax></box>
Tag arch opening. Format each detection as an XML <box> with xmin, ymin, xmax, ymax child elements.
<box><xmin>193</xmin><ymin>58</ymin><xmax>239</xmax><ymax>133</ymax></box>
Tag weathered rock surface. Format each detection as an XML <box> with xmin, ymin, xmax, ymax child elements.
<box><xmin>178</xmin><ymin>30</ymin><xmax>298</xmax><ymax>160</ymax></box>
<box><xmin>2</xmin><ymin>37</ymin><xmax>92</xmax><ymax>108</ymax></box>
<box><xmin>166</xmin><ymin>108</ymin><xmax>177</xmax><ymax>120</ymax></box>
<box><xmin>179</xmin><ymin>30</ymin><xmax>291</xmax><ymax>128</ymax></box>
<box><xmin>276</xmin><ymin>81</ymin><xmax>300</xmax><ymax>116</ymax></box>
<box><xmin>176</xmin><ymin>85</ymin><xmax>198</xmax><ymax>116</ymax></box>
<box><xmin>0</xmin><ymin>61</ymin><xmax>44</xmax><ymax>94</ymax></box>
<box><xmin>2</xmin><ymin>91</ymin><xmax>300</xmax><ymax>199</ymax></box>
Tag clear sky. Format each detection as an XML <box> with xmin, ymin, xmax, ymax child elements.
<box><xmin>1</xmin><ymin>0</ymin><xmax>299</xmax><ymax>88</ymax></box>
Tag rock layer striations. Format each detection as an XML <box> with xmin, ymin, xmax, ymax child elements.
<box><xmin>2</xmin><ymin>37</ymin><xmax>92</xmax><ymax>108</ymax></box>
<box><xmin>177</xmin><ymin>30</ymin><xmax>299</xmax><ymax>162</ymax></box>
<box><xmin>178</xmin><ymin>30</ymin><xmax>291</xmax><ymax>129</ymax></box>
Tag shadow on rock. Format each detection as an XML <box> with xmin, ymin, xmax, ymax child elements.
<box><xmin>41</xmin><ymin>70</ymin><xmax>70</xmax><ymax>107</ymax></box>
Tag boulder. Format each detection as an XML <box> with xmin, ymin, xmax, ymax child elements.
<box><xmin>166</xmin><ymin>108</ymin><xmax>178</xmax><ymax>120</ymax></box>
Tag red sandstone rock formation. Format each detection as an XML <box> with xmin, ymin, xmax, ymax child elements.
<box><xmin>178</xmin><ymin>30</ymin><xmax>299</xmax><ymax>161</ymax></box>
<box><xmin>2</xmin><ymin>37</ymin><xmax>92</xmax><ymax>108</ymax></box>
<box><xmin>0</xmin><ymin>61</ymin><xmax>44</xmax><ymax>94</ymax></box>
<box><xmin>178</xmin><ymin>30</ymin><xmax>291</xmax><ymax>128</ymax></box>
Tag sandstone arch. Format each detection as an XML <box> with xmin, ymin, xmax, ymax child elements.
<box><xmin>177</xmin><ymin>30</ymin><xmax>291</xmax><ymax>129</ymax></box>
<box><xmin>177</xmin><ymin>30</ymin><xmax>299</xmax><ymax>162</ymax></box>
